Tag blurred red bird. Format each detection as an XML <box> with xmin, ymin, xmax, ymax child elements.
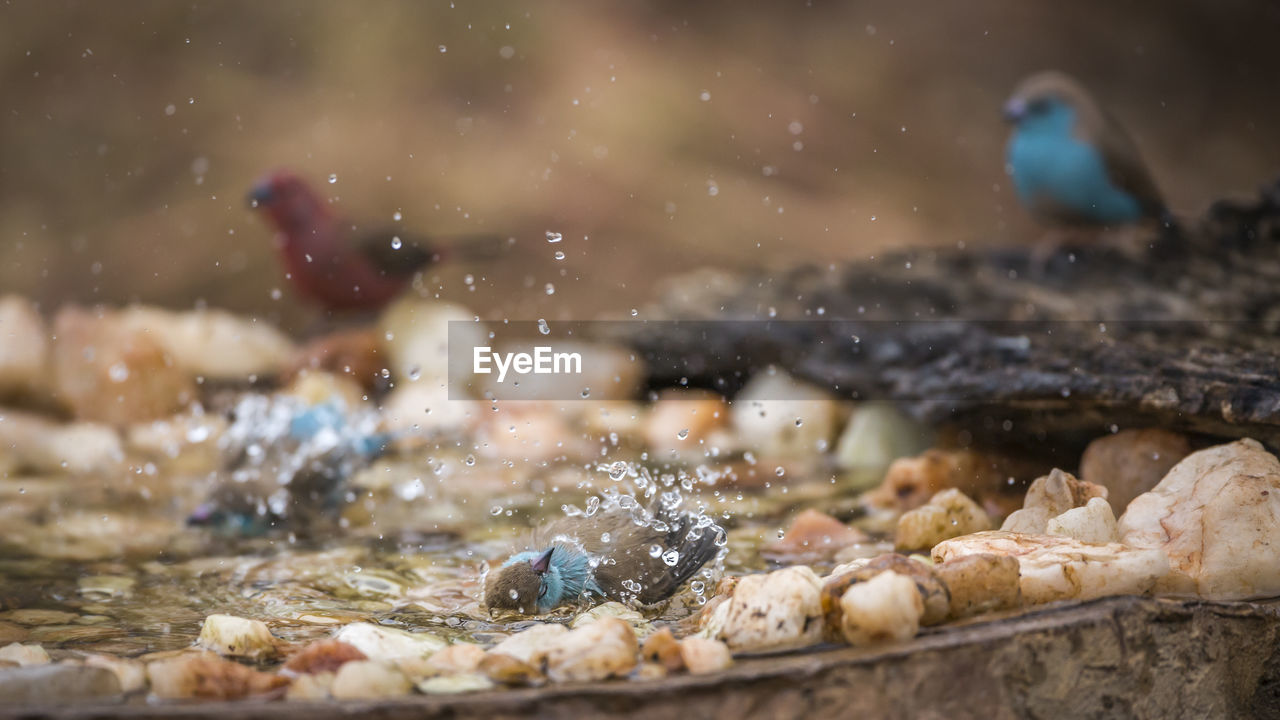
<box><xmin>248</xmin><ymin>170</ymin><xmax>503</xmax><ymax>313</ymax></box>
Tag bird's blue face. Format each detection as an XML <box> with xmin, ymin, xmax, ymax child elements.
<box><xmin>487</xmin><ymin>544</ymin><xmax>597</xmax><ymax>614</ymax></box>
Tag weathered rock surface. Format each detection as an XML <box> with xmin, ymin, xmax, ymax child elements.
<box><xmin>1119</xmin><ymin>438</ymin><xmax>1280</xmax><ymax>599</ymax></box>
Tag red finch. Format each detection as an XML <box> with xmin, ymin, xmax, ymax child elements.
<box><xmin>248</xmin><ymin>169</ymin><xmax>503</xmax><ymax>313</ymax></box>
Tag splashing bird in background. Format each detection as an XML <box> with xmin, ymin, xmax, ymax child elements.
<box><xmin>188</xmin><ymin>396</ymin><xmax>394</xmax><ymax>537</ymax></box>
<box><xmin>485</xmin><ymin>504</ymin><xmax>725</xmax><ymax>615</ymax></box>
<box><xmin>248</xmin><ymin>170</ymin><xmax>505</xmax><ymax>314</ymax></box>
<box><xmin>1003</xmin><ymin>71</ymin><xmax>1172</xmax><ymax>231</ymax></box>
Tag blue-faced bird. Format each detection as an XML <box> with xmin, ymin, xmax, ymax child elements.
<box><xmin>484</xmin><ymin>504</ymin><xmax>724</xmax><ymax>615</ymax></box>
<box><xmin>188</xmin><ymin>395</ymin><xmax>394</xmax><ymax>537</ymax></box>
<box><xmin>1003</xmin><ymin>71</ymin><xmax>1169</xmax><ymax>229</ymax></box>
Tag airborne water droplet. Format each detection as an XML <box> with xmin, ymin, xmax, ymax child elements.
<box><xmin>328</xmin><ymin>174</ymin><xmax>337</xmax><ymax>184</ymax></box>
<box><xmin>554</xmin><ymin>250</ymin><xmax>565</xmax><ymax>261</ymax></box>
<box><xmin>537</xmin><ymin>319</ymin><xmax>550</xmax><ymax>335</ymax></box>
<box><xmin>464</xmin><ymin>454</ymin><xmax>476</xmax><ymax>466</ymax></box>
<box><xmin>676</xmin><ymin>428</ymin><xmax>689</xmax><ymax>440</ymax></box>
<box><xmin>775</xmin><ymin>466</ymin><xmax>785</xmax><ymax>477</ymax></box>
<box><xmin>661</xmin><ymin>550</ymin><xmax>679</xmax><ymax>567</ymax></box>
<box><xmin>391</xmin><ymin>236</ymin><xmax>402</xmax><ymax>249</ymax></box>
<box><xmin>608</xmin><ymin>461</ymin><xmax>627</xmax><ymax>480</ymax></box>
<box><xmin>545</xmin><ymin>231</ymin><xmax>562</xmax><ymax>243</ymax></box>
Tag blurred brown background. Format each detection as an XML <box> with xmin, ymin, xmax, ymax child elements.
<box><xmin>1</xmin><ymin>0</ymin><xmax>1278</xmax><ymax>332</ymax></box>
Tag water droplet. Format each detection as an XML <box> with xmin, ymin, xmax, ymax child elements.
<box><xmin>545</xmin><ymin>283</ymin><xmax>555</xmax><ymax>295</ymax></box>
<box><xmin>600</xmin><ymin>532</ymin><xmax>612</xmax><ymax>543</ymax></box>
<box><xmin>391</xmin><ymin>236</ymin><xmax>402</xmax><ymax>249</ymax></box>
<box><xmin>661</xmin><ymin>549</ymin><xmax>680</xmax><ymax>567</ymax></box>
<box><xmin>630</xmin><ymin>308</ymin><xmax>639</xmax><ymax>317</ymax></box>
<box><xmin>580</xmin><ymin>387</ymin><xmax>590</xmax><ymax>398</ymax></box>
<box><xmin>438</xmin><ymin>44</ymin><xmax>447</xmax><ymax>53</ymax></box>
<box><xmin>608</xmin><ymin>461</ymin><xmax>627</xmax><ymax>481</ymax></box>
<box><xmin>545</xmin><ymin>231</ymin><xmax>562</xmax><ymax>243</ymax></box>
<box><xmin>490</xmin><ymin>505</ymin><xmax>503</xmax><ymax>516</ymax></box>
<box><xmin>509</xmin><ymin>589</ymin><xmax>519</xmax><ymax>600</ymax></box>
<box><xmin>328</xmin><ymin>174</ymin><xmax>337</xmax><ymax>184</ymax></box>
<box><xmin>676</xmin><ymin>428</ymin><xmax>689</xmax><ymax>440</ymax></box>
<box><xmin>775</xmin><ymin>466</ymin><xmax>785</xmax><ymax>477</ymax></box>
<box><xmin>393</xmin><ymin>210</ymin><xmax>403</xmax><ymax>222</ymax></box>
<box><xmin>537</xmin><ymin>319</ymin><xmax>550</xmax><ymax>335</ymax></box>
<box><xmin>464</xmin><ymin>454</ymin><xmax>476</xmax><ymax>466</ymax></box>
<box><xmin>407</xmin><ymin>366</ymin><xmax>421</xmax><ymax>381</ymax></box>
<box><xmin>795</xmin><ymin>418</ymin><xmax>803</xmax><ymax>427</ymax></box>
<box><xmin>553</xmin><ymin>250</ymin><xmax>566</xmax><ymax>261</ymax></box>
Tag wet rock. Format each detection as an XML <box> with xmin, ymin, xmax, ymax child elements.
<box><xmin>329</xmin><ymin>660</ymin><xmax>412</xmax><ymax>700</ymax></box>
<box><xmin>569</xmin><ymin>601</ymin><xmax>653</xmax><ymax>638</ymax></box>
<box><xmin>0</xmin><ymin>623</ymin><xmax>27</xmax><ymax>645</ymax></box>
<box><xmin>0</xmin><ymin>609</ymin><xmax>80</xmax><ymax>626</ymax></box>
<box><xmin>679</xmin><ymin>637</ymin><xmax>732</xmax><ymax>675</ymax></box>
<box><xmin>116</xmin><ymin>306</ymin><xmax>295</xmax><ymax>380</ymax></box>
<box><xmin>762</xmin><ymin>509</ymin><xmax>869</xmax><ymax>563</ymax></box>
<box><xmin>417</xmin><ymin>672</ymin><xmax>495</xmax><ymax>694</ymax></box>
<box><xmin>895</xmin><ymin>488</ymin><xmax>992</xmax><ymax>551</ymax></box>
<box><xmin>147</xmin><ymin>651</ymin><xmax>287</xmax><ymax>700</ymax></box>
<box><xmin>83</xmin><ymin>654</ymin><xmax>147</xmax><ymax>694</ymax></box>
<box><xmin>1080</xmin><ymin>429</ymin><xmax>1193</xmax><ymax>513</ymax></box>
<box><xmin>487</xmin><ymin>623</ymin><xmax>567</xmax><ymax>665</ymax></box>
<box><xmin>715</xmin><ymin>566</ymin><xmax>823</xmax><ymax>652</ymax></box>
<box><xmin>0</xmin><ymin>642</ymin><xmax>49</xmax><ymax>666</ymax></box>
<box><xmin>0</xmin><ymin>412</ymin><xmax>124</xmax><ymax>475</ymax></box>
<box><xmin>862</xmin><ymin>449</ymin><xmax>1029</xmax><ymax>518</ymax></box>
<box><xmin>934</xmin><ymin>553</ymin><xmax>1022</xmax><ymax>619</ymax></box>
<box><xmin>423</xmin><ymin>643</ymin><xmax>485</xmax><ymax>675</ymax></box>
<box><xmin>195</xmin><ymin>614</ymin><xmax>280</xmax><ymax>659</ymax></box>
<box><xmin>379</xmin><ymin>298</ymin><xmax>484</xmax><ymax>388</ymax></box>
<box><xmin>0</xmin><ymin>295</ymin><xmax>51</xmax><ymax>402</ymax></box>
<box><xmin>1001</xmin><ymin>469</ymin><xmax>1109</xmax><ymax>535</ymax></box>
<box><xmin>0</xmin><ymin>664</ymin><xmax>121</xmax><ymax>705</ymax></box>
<box><xmin>52</xmin><ymin>306</ymin><xmax>197</xmax><ymax>425</ymax></box>
<box><xmin>281</xmin><ymin>639</ymin><xmax>366</xmax><ymax>676</ymax></box>
<box><xmin>1119</xmin><ymin>438</ymin><xmax>1280</xmax><ymax>599</ymax></box>
<box><xmin>1046</xmin><ymin>497</ymin><xmax>1119</xmax><ymax>545</ymax></box>
<box><xmin>332</xmin><ymin>622</ymin><xmax>448</xmax><ymax>662</ymax></box>
<box><xmin>639</xmin><ymin>627</ymin><xmax>683</xmax><ymax>672</ymax></box>
<box><xmin>820</xmin><ymin>554</ymin><xmax>949</xmax><ymax>637</ymax></box>
<box><xmin>477</xmin><ymin>652</ymin><xmax>544</xmax><ymax>686</ymax></box>
<box><xmin>933</xmin><ymin>531</ymin><xmax>1169</xmax><ymax>605</ymax></box>
<box><xmin>543</xmin><ymin>617</ymin><xmax>638</xmax><ymax>683</ymax></box>
<box><xmin>833</xmin><ymin>403</ymin><xmax>931</xmax><ymax>486</ymax></box>
<box><xmin>77</xmin><ymin>575</ymin><xmax>136</xmax><ymax>599</ymax></box>
<box><xmin>285</xmin><ymin>671</ymin><xmax>333</xmax><ymax>701</ymax></box>
<box><xmin>838</xmin><ymin>571</ymin><xmax>923</xmax><ymax>646</ymax></box>
<box><xmin>730</xmin><ymin>371</ymin><xmax>843</xmax><ymax>459</ymax></box>
<box><xmin>644</xmin><ymin>389</ymin><xmax>730</xmax><ymax>458</ymax></box>
<box><xmin>284</xmin><ymin>329</ymin><xmax>385</xmax><ymax>391</ymax></box>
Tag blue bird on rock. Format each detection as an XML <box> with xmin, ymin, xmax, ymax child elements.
<box><xmin>1003</xmin><ymin>71</ymin><xmax>1169</xmax><ymax>230</ymax></box>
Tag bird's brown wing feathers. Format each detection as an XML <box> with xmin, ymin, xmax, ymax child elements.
<box><xmin>353</xmin><ymin>229</ymin><xmax>439</xmax><ymax>278</ymax></box>
<box><xmin>1092</xmin><ymin>112</ymin><xmax>1166</xmax><ymax>217</ymax></box>
<box><xmin>355</xmin><ymin>230</ymin><xmax>507</xmax><ymax>278</ymax></box>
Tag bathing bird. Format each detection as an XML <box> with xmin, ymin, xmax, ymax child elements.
<box><xmin>1003</xmin><ymin>71</ymin><xmax>1170</xmax><ymax>230</ymax></box>
<box><xmin>248</xmin><ymin>170</ymin><xmax>504</xmax><ymax>314</ymax></box>
<box><xmin>485</xmin><ymin>504</ymin><xmax>724</xmax><ymax>615</ymax></box>
<box><xmin>188</xmin><ymin>395</ymin><xmax>394</xmax><ymax>537</ymax></box>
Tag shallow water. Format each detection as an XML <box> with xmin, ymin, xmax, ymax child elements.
<box><xmin>0</xmin><ymin>402</ymin><xmax>868</xmax><ymax>659</ymax></box>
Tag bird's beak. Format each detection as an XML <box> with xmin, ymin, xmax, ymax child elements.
<box><xmin>247</xmin><ymin>183</ymin><xmax>273</xmax><ymax>209</ymax></box>
<box><xmin>530</xmin><ymin>547</ymin><xmax>554</xmax><ymax>574</ymax></box>
<box><xmin>1002</xmin><ymin>97</ymin><xmax>1027</xmax><ymax>123</ymax></box>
